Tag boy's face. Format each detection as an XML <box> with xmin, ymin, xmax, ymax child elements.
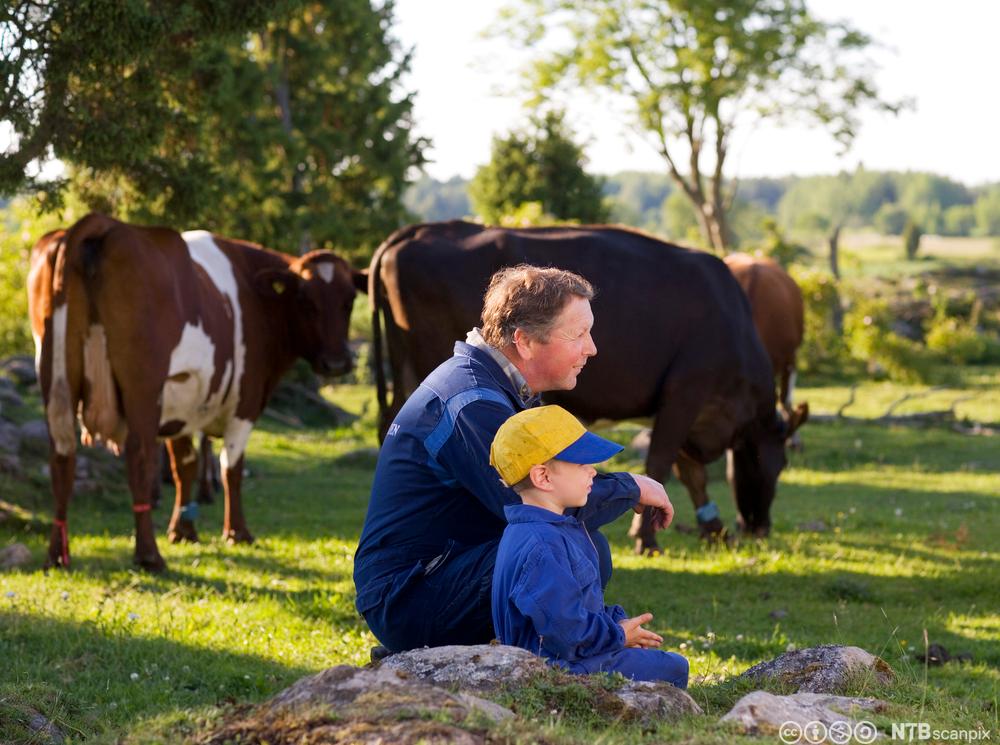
<box><xmin>544</xmin><ymin>459</ymin><xmax>597</xmax><ymax>509</ymax></box>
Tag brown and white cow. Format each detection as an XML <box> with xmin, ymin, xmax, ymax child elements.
<box><xmin>28</xmin><ymin>213</ymin><xmax>365</xmax><ymax>572</ymax></box>
<box><xmin>723</xmin><ymin>253</ymin><xmax>805</xmax><ymax>419</ymax></box>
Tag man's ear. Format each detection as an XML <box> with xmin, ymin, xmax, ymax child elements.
<box><xmin>254</xmin><ymin>268</ymin><xmax>300</xmax><ymax>299</ymax></box>
<box><xmin>512</xmin><ymin>327</ymin><xmax>536</xmax><ymax>360</ymax></box>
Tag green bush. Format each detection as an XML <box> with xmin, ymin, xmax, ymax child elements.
<box><xmin>925</xmin><ymin>298</ymin><xmax>1000</xmax><ymax>364</ymax></box>
<box><xmin>788</xmin><ymin>266</ymin><xmax>846</xmax><ymax>373</ymax></box>
<box><xmin>843</xmin><ymin>296</ymin><xmax>936</xmax><ymax>382</ymax></box>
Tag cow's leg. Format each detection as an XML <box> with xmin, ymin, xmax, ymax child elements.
<box><xmin>781</xmin><ymin>368</ymin><xmax>803</xmax><ymax>451</ymax></box>
<box><xmin>166</xmin><ymin>435</ymin><xmax>200</xmax><ymax>543</ymax></box>
<box><xmin>221</xmin><ymin>419</ymin><xmax>254</xmax><ymax>544</ymax></box>
<box><xmin>45</xmin><ymin>447</ymin><xmax>76</xmax><ymax>569</ymax></box>
<box><xmin>195</xmin><ymin>434</ymin><xmax>217</xmax><ymax>505</ymax></box>
<box><xmin>123</xmin><ymin>425</ymin><xmax>165</xmax><ymax>572</ymax></box>
<box><xmin>673</xmin><ymin>450</ymin><xmax>726</xmax><ymax>541</ymax></box>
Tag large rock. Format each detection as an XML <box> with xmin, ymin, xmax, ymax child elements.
<box><xmin>19</xmin><ymin>420</ymin><xmax>49</xmax><ymax>448</ymax></box>
<box><xmin>381</xmin><ymin>644</ymin><xmax>702</xmax><ymax>724</ymax></box>
<box><xmin>0</xmin><ymin>355</ymin><xmax>37</xmax><ymax>386</ymax></box>
<box><xmin>380</xmin><ymin>644</ymin><xmax>547</xmax><ymax>693</ymax></box>
<box><xmin>199</xmin><ymin>665</ymin><xmax>511</xmax><ymax>745</ymax></box>
<box><xmin>738</xmin><ymin>645</ymin><xmax>894</xmax><ymax>693</ymax></box>
<box><xmin>0</xmin><ymin>420</ymin><xmax>20</xmax><ymax>454</ymax></box>
<box><xmin>0</xmin><ymin>376</ymin><xmax>23</xmax><ymax>407</ymax></box>
<box><xmin>719</xmin><ymin>691</ymin><xmax>887</xmax><ymax>738</ymax></box>
<box><xmin>1</xmin><ymin>543</ymin><xmax>32</xmax><ymax>569</ymax></box>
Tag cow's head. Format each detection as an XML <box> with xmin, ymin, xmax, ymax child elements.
<box><xmin>256</xmin><ymin>251</ymin><xmax>368</xmax><ymax>376</ymax></box>
<box><xmin>728</xmin><ymin>402</ymin><xmax>808</xmax><ymax>537</ymax></box>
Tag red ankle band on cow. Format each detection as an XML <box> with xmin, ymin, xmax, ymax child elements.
<box><xmin>53</xmin><ymin>518</ymin><xmax>67</xmax><ymax>527</ymax></box>
<box><xmin>132</xmin><ymin>503</ymin><xmax>153</xmax><ymax>513</ymax></box>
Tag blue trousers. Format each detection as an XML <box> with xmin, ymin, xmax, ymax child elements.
<box><xmin>568</xmin><ymin>648</ymin><xmax>689</xmax><ymax>689</ymax></box>
<box><xmin>362</xmin><ymin>529</ymin><xmax>614</xmax><ymax>653</ymax></box>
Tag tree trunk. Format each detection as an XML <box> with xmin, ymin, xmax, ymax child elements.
<box><xmin>828</xmin><ymin>223</ymin><xmax>841</xmax><ymax>279</ymax></box>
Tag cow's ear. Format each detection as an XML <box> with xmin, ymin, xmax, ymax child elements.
<box><xmin>785</xmin><ymin>402</ymin><xmax>809</xmax><ymax>440</ymax></box>
<box><xmin>254</xmin><ymin>268</ymin><xmax>300</xmax><ymax>299</ymax></box>
<box><xmin>352</xmin><ymin>268</ymin><xmax>369</xmax><ymax>294</ymax></box>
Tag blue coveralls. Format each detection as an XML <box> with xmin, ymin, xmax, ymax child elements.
<box><xmin>493</xmin><ymin>503</ymin><xmax>689</xmax><ymax>688</ymax></box>
<box><xmin>354</xmin><ymin>341</ymin><xmax>640</xmax><ymax>652</ymax></box>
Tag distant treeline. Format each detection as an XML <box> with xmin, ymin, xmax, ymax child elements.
<box><xmin>405</xmin><ymin>170</ymin><xmax>1000</xmax><ymax>247</ymax></box>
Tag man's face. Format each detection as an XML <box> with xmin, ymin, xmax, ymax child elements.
<box><xmin>520</xmin><ymin>296</ymin><xmax>597</xmax><ymax>392</ymax></box>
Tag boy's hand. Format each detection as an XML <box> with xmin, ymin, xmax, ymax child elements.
<box><xmin>619</xmin><ymin>613</ymin><xmax>663</xmax><ymax>648</ymax></box>
<box><xmin>630</xmin><ymin>474</ymin><xmax>674</xmax><ymax>530</ymax></box>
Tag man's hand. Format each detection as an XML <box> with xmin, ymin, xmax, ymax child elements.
<box><xmin>619</xmin><ymin>613</ymin><xmax>663</xmax><ymax>648</ymax></box>
<box><xmin>629</xmin><ymin>474</ymin><xmax>674</xmax><ymax>530</ymax></box>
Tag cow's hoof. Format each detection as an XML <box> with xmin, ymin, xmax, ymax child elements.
<box><xmin>633</xmin><ymin>538</ymin><xmax>662</xmax><ymax>556</ymax></box>
<box><xmin>224</xmin><ymin>529</ymin><xmax>254</xmax><ymax>545</ymax></box>
<box><xmin>168</xmin><ymin>522</ymin><xmax>200</xmax><ymax>544</ymax></box>
<box><xmin>135</xmin><ymin>552</ymin><xmax>167</xmax><ymax>573</ymax></box>
<box><xmin>698</xmin><ymin>518</ymin><xmax>727</xmax><ymax>543</ymax></box>
<box><xmin>44</xmin><ymin>554</ymin><xmax>69</xmax><ymax>571</ymax></box>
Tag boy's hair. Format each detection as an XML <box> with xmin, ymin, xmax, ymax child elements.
<box><xmin>480</xmin><ymin>265</ymin><xmax>594</xmax><ymax>348</ymax></box>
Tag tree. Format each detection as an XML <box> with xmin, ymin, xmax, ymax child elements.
<box><xmin>1</xmin><ymin>1</ymin><xmax>426</xmax><ymax>259</ymax></box>
<box><xmin>469</xmin><ymin>111</ymin><xmax>609</xmax><ymax>225</ymax></box>
<box><xmin>494</xmin><ymin>0</ymin><xmax>903</xmax><ymax>252</ymax></box>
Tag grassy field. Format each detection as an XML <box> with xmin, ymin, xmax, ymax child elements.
<box><xmin>1</xmin><ymin>376</ymin><xmax>998</xmax><ymax>744</ymax></box>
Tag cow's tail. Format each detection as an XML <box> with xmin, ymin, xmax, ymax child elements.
<box><xmin>49</xmin><ymin>214</ymin><xmax>125</xmax><ymax>455</ymax></box>
<box><xmin>369</xmin><ymin>236</ymin><xmax>391</xmax><ymax>431</ymax></box>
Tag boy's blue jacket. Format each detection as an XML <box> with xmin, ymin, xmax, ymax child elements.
<box><xmin>493</xmin><ymin>503</ymin><xmax>630</xmax><ymax>672</ymax></box>
<box><xmin>354</xmin><ymin>342</ymin><xmax>639</xmax><ymax>617</ymax></box>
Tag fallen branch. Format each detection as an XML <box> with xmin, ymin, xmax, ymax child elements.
<box><xmin>883</xmin><ymin>386</ymin><xmax>945</xmax><ymax>417</ymax></box>
<box><xmin>263</xmin><ymin>407</ymin><xmax>303</xmax><ymax>428</ymax></box>
<box><xmin>835</xmin><ymin>384</ymin><xmax>858</xmax><ymax>417</ymax></box>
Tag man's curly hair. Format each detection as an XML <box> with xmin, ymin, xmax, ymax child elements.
<box><xmin>481</xmin><ymin>265</ymin><xmax>594</xmax><ymax>348</ymax></box>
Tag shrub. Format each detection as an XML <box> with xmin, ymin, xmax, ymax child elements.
<box><xmin>843</xmin><ymin>296</ymin><xmax>937</xmax><ymax>382</ymax></box>
<box><xmin>789</xmin><ymin>266</ymin><xmax>847</xmax><ymax>373</ymax></box>
<box><xmin>925</xmin><ymin>298</ymin><xmax>1000</xmax><ymax>364</ymax></box>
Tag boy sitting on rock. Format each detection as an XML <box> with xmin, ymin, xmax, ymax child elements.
<box><xmin>489</xmin><ymin>405</ymin><xmax>688</xmax><ymax>688</ymax></box>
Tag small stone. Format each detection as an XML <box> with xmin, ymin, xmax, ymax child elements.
<box><xmin>0</xmin><ymin>543</ymin><xmax>32</xmax><ymax>569</ymax></box>
<box><xmin>130</xmin><ymin>672</ymin><xmax>140</xmax><ymax>681</ymax></box>
<box><xmin>380</xmin><ymin>644</ymin><xmax>547</xmax><ymax>693</ymax></box>
<box><xmin>796</xmin><ymin>520</ymin><xmax>828</xmax><ymax>532</ymax></box>
<box><xmin>720</xmin><ymin>690</ymin><xmax>887</xmax><ymax>736</ymax></box>
<box><xmin>769</xmin><ymin>609</ymin><xmax>788</xmax><ymax>620</ymax></box>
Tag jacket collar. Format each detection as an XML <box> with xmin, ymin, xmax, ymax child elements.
<box><xmin>504</xmin><ymin>503</ymin><xmax>577</xmax><ymax>525</ymax></box>
<box><xmin>453</xmin><ymin>340</ymin><xmax>539</xmax><ymax>409</ymax></box>
<box><xmin>461</xmin><ymin>329</ymin><xmax>539</xmax><ymax>408</ymax></box>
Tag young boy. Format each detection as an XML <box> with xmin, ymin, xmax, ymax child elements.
<box><xmin>489</xmin><ymin>405</ymin><xmax>688</xmax><ymax>688</ymax></box>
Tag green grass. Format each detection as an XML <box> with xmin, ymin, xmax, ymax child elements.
<box><xmin>2</xmin><ymin>379</ymin><xmax>999</xmax><ymax>743</ymax></box>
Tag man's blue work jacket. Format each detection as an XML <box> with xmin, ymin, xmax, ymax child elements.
<box><xmin>493</xmin><ymin>503</ymin><xmax>629</xmax><ymax>673</ymax></box>
<box><xmin>353</xmin><ymin>342</ymin><xmax>639</xmax><ymax>618</ymax></box>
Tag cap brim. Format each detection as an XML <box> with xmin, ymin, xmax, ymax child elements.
<box><xmin>555</xmin><ymin>431</ymin><xmax>623</xmax><ymax>465</ymax></box>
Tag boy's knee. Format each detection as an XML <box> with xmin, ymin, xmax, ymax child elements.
<box><xmin>667</xmin><ymin>652</ymin><xmax>689</xmax><ymax>689</ymax></box>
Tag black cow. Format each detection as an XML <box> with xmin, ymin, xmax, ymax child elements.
<box><xmin>369</xmin><ymin>221</ymin><xmax>806</xmax><ymax>552</ymax></box>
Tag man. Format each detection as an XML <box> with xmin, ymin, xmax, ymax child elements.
<box><xmin>354</xmin><ymin>265</ymin><xmax>673</xmax><ymax>653</ymax></box>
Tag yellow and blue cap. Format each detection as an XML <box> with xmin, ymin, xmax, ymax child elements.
<box><xmin>489</xmin><ymin>405</ymin><xmax>623</xmax><ymax>486</ymax></box>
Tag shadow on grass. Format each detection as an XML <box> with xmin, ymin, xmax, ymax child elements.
<box><xmin>0</xmin><ymin>609</ymin><xmax>311</xmax><ymax>743</ymax></box>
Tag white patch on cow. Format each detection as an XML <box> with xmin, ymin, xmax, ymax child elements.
<box><xmin>156</xmin><ymin>231</ymin><xmax>246</xmax><ymax>438</ymax></box>
<box><xmin>316</xmin><ymin>262</ymin><xmax>335</xmax><ymax>283</ymax></box>
<box><xmin>220</xmin><ymin>417</ymin><xmax>253</xmax><ymax>473</ymax></box>
<box><xmin>47</xmin><ymin>303</ymin><xmax>75</xmax><ymax>455</ymax></box>
<box><xmin>786</xmin><ymin>370</ymin><xmax>797</xmax><ymax>410</ymax></box>
<box><xmin>160</xmin><ymin>322</ymin><xmax>223</xmax><ymax>434</ymax></box>
<box><xmin>32</xmin><ymin>331</ymin><xmax>42</xmax><ymax>379</ymax></box>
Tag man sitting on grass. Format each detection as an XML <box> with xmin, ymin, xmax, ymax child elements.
<box><xmin>489</xmin><ymin>405</ymin><xmax>689</xmax><ymax>687</ymax></box>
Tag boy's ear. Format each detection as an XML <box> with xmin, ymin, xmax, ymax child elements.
<box><xmin>528</xmin><ymin>463</ymin><xmax>551</xmax><ymax>491</ymax></box>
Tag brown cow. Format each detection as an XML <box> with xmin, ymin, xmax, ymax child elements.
<box><xmin>723</xmin><ymin>253</ymin><xmax>805</xmax><ymax>418</ymax></box>
<box><xmin>28</xmin><ymin>214</ymin><xmax>365</xmax><ymax>572</ymax></box>
<box><xmin>369</xmin><ymin>221</ymin><xmax>807</xmax><ymax>551</ymax></box>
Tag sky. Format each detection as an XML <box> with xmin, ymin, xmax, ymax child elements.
<box><xmin>393</xmin><ymin>0</ymin><xmax>1000</xmax><ymax>186</ymax></box>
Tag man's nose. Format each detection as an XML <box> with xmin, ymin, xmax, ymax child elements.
<box><xmin>584</xmin><ymin>331</ymin><xmax>597</xmax><ymax>357</ymax></box>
